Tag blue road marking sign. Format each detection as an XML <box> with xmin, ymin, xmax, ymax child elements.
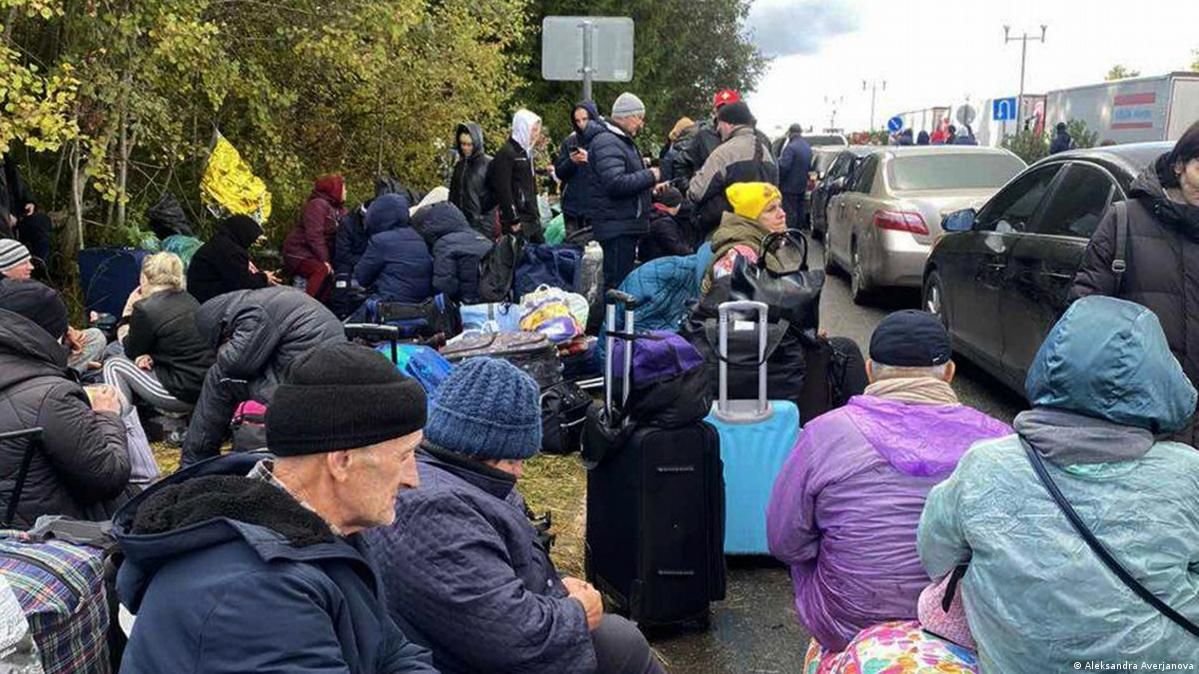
<box><xmin>887</xmin><ymin>116</ymin><xmax>903</xmax><ymax>133</ymax></box>
<box><xmin>993</xmin><ymin>97</ymin><xmax>1018</xmax><ymax>121</ymax></box>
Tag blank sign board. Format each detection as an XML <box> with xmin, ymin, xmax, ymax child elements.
<box><xmin>541</xmin><ymin>16</ymin><xmax>634</xmax><ymax>82</ymax></box>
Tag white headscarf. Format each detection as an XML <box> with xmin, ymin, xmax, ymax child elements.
<box><xmin>511</xmin><ymin>109</ymin><xmax>542</xmax><ymax>159</ymax></box>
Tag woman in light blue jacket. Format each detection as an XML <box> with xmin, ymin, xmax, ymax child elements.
<box><xmin>918</xmin><ymin>296</ymin><xmax>1199</xmax><ymax>672</ymax></box>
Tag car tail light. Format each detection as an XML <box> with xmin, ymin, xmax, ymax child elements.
<box><xmin>873</xmin><ymin>210</ymin><xmax>929</xmax><ymax>235</ymax></box>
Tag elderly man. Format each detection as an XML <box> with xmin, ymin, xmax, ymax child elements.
<box><xmin>580</xmin><ymin>92</ymin><xmax>661</xmax><ymax>291</ymax></box>
<box><xmin>687</xmin><ymin>100</ymin><xmax>779</xmax><ymax>241</ymax></box>
<box><xmin>368</xmin><ymin>358</ymin><xmax>663</xmax><ymax>674</ymax></box>
<box><xmin>115</xmin><ymin>343</ymin><xmax>437</xmax><ymax>673</ymax></box>
<box><xmin>766</xmin><ymin>310</ymin><xmax>1010</xmax><ymax>657</ymax></box>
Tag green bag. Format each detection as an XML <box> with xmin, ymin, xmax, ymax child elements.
<box><xmin>544</xmin><ymin>213</ymin><xmax>565</xmax><ymax>245</ymax></box>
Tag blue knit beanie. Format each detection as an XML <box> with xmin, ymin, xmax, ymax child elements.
<box><xmin>425</xmin><ymin>358</ymin><xmax>542</xmax><ymax>460</ymax></box>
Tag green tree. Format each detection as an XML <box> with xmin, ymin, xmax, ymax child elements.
<box><xmin>1105</xmin><ymin>64</ymin><xmax>1140</xmax><ymax>81</ymax></box>
<box><xmin>1002</xmin><ymin>129</ymin><xmax>1048</xmax><ymax>164</ymax></box>
<box><xmin>1066</xmin><ymin>119</ymin><xmax>1098</xmax><ymax>150</ymax></box>
<box><xmin>1191</xmin><ymin>48</ymin><xmax>1199</xmax><ymax>72</ymax></box>
<box><xmin>514</xmin><ymin>0</ymin><xmax>768</xmax><ymax>150</ymax></box>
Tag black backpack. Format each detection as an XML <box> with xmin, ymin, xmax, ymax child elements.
<box><xmin>477</xmin><ymin>234</ymin><xmax>524</xmax><ymax>303</ymax></box>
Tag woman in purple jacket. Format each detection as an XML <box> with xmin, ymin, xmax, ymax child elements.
<box><xmin>766</xmin><ymin>310</ymin><xmax>1010</xmax><ymax>656</ymax></box>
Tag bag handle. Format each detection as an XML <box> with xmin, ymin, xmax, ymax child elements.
<box><xmin>714</xmin><ymin>300</ymin><xmax>771</xmax><ymax>422</ymax></box>
<box><xmin>758</xmin><ymin>230</ymin><xmax>809</xmax><ymax>272</ymax></box>
<box><xmin>1</xmin><ymin>427</ymin><xmax>43</xmax><ymax>528</ymax></box>
<box><xmin>603</xmin><ymin>290</ymin><xmax>640</xmax><ymax>414</ymax></box>
<box><xmin>1112</xmin><ymin>200</ymin><xmax>1128</xmax><ymax>295</ymax></box>
<box><xmin>1024</xmin><ymin>441</ymin><xmax>1199</xmax><ymax>638</ymax></box>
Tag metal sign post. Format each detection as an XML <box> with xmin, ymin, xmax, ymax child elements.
<box><xmin>581</xmin><ymin>20</ymin><xmax>594</xmax><ymax>101</ymax></box>
<box><xmin>542</xmin><ymin>16</ymin><xmax>634</xmax><ymax>100</ymax></box>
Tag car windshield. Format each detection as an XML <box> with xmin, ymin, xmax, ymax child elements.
<box><xmin>814</xmin><ymin>153</ymin><xmax>838</xmax><ymax>172</ymax></box>
<box><xmin>888</xmin><ymin>153</ymin><xmax>1025</xmax><ymax>191</ymax></box>
<box><xmin>807</xmin><ymin>135</ymin><xmax>847</xmax><ymax>147</ymax></box>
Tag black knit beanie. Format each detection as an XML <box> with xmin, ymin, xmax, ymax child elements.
<box><xmin>0</xmin><ymin>278</ymin><xmax>69</xmax><ymax>341</ymax></box>
<box><xmin>716</xmin><ymin>101</ymin><xmax>756</xmax><ymax>127</ymax></box>
<box><xmin>266</xmin><ymin>343</ymin><xmax>427</xmax><ymax>456</ymax></box>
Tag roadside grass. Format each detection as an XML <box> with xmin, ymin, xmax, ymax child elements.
<box><xmin>150</xmin><ymin>444</ymin><xmax>588</xmax><ymax>577</ymax></box>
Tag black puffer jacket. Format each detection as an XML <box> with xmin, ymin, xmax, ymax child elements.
<box><xmin>420</xmin><ymin>202</ymin><xmax>492</xmax><ymax>303</ymax></box>
<box><xmin>581</xmin><ymin>120</ymin><xmax>657</xmax><ymax>242</ymax></box>
<box><xmin>1071</xmin><ymin>154</ymin><xmax>1199</xmax><ymax>445</ymax></box>
<box><xmin>449</xmin><ymin>123</ymin><xmax>496</xmax><ymax>238</ymax></box>
<box><xmin>187</xmin><ymin>216</ymin><xmax>270</xmax><ymax>304</ymax></box>
<box><xmin>181</xmin><ymin>287</ymin><xmax>344</xmax><ymax>465</ymax></box>
<box><xmin>0</xmin><ymin>309</ymin><xmax>130</xmax><ymax>526</ymax></box>
<box><xmin>122</xmin><ymin>289</ymin><xmax>215</xmax><ymax>404</ymax></box>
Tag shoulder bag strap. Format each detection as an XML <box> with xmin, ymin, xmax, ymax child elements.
<box><xmin>1024</xmin><ymin>441</ymin><xmax>1199</xmax><ymax>637</ymax></box>
<box><xmin>1</xmin><ymin>427</ymin><xmax>43</xmax><ymax>528</ymax></box>
<box><xmin>1112</xmin><ymin>200</ymin><xmax>1129</xmax><ymax>295</ymax></box>
<box><xmin>759</xmin><ymin>230</ymin><xmax>810</xmax><ymax>272</ymax></box>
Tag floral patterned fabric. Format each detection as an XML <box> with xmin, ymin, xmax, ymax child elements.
<box><xmin>803</xmin><ymin>621</ymin><xmax>979</xmax><ymax>674</ymax></box>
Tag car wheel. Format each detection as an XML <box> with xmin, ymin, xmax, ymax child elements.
<box><xmin>850</xmin><ymin>241</ymin><xmax>871</xmax><ymax>305</ymax></box>
<box><xmin>924</xmin><ymin>270</ymin><xmax>948</xmax><ymax>329</ymax></box>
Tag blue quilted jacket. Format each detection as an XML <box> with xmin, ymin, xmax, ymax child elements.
<box><xmin>365</xmin><ymin>447</ymin><xmax>595</xmax><ymax>674</ymax></box>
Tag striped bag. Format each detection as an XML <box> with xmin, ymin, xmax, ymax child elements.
<box><xmin>0</xmin><ymin>534</ymin><xmax>109</xmax><ymax>674</ymax></box>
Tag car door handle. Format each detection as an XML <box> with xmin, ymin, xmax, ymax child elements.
<box><xmin>1038</xmin><ymin>271</ymin><xmax>1074</xmax><ymax>281</ymax></box>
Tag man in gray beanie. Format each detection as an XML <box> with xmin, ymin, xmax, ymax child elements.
<box><xmin>367</xmin><ymin>357</ymin><xmax>664</xmax><ymax>674</ymax></box>
<box><xmin>579</xmin><ymin>92</ymin><xmax>663</xmax><ymax>291</ymax></box>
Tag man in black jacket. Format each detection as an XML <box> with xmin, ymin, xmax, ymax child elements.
<box><xmin>688</xmin><ymin>101</ymin><xmax>779</xmax><ymax>240</ymax></box>
<box><xmin>182</xmin><ymin>286</ymin><xmax>345</xmax><ymax>466</ymax></box>
<box><xmin>0</xmin><ymin>280</ymin><xmax>131</xmax><ymax>526</ymax></box>
<box><xmin>670</xmin><ymin>89</ymin><xmax>741</xmax><ymax>193</ymax></box>
<box><xmin>583</xmin><ymin>92</ymin><xmax>662</xmax><ymax>291</ymax></box>
<box><xmin>449</xmin><ymin>123</ymin><xmax>496</xmax><ymax>239</ymax></box>
<box><xmin>187</xmin><ymin>215</ymin><xmax>277</xmax><ymax>304</ymax></box>
<box><xmin>487</xmin><ymin>109</ymin><xmax>545</xmax><ymax>243</ymax></box>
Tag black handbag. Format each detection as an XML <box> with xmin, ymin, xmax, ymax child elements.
<box><xmin>1025</xmin><ymin>442</ymin><xmax>1199</xmax><ymax>637</ymax></box>
<box><xmin>728</xmin><ymin>230</ymin><xmax>825</xmax><ymax>336</ymax></box>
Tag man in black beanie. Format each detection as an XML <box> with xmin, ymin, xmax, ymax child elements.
<box><xmin>688</xmin><ymin>100</ymin><xmax>779</xmax><ymax>241</ymax></box>
<box><xmin>639</xmin><ymin>185</ymin><xmax>693</xmax><ymax>262</ymax></box>
<box><xmin>114</xmin><ymin>342</ymin><xmax>438</xmax><ymax>673</ymax></box>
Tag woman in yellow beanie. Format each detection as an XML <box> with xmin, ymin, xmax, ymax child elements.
<box><xmin>702</xmin><ymin>181</ymin><xmax>803</xmax><ymax>293</ymax></box>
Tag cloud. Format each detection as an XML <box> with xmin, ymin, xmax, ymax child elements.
<box><xmin>747</xmin><ymin>0</ymin><xmax>860</xmax><ymax>58</ymax></box>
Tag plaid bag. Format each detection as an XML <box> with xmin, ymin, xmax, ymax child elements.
<box><xmin>0</xmin><ymin>534</ymin><xmax>109</xmax><ymax>674</ymax></box>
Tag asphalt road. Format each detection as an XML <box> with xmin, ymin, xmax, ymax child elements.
<box><xmin>649</xmin><ymin>240</ymin><xmax>1026</xmax><ymax>674</ymax></box>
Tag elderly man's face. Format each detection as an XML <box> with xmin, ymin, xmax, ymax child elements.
<box><xmin>3</xmin><ymin>260</ymin><xmax>33</xmax><ymax>280</ymax></box>
<box><xmin>341</xmin><ymin>430</ymin><xmax>422</xmax><ymax>530</ymax></box>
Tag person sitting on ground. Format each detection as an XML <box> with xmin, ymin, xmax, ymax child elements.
<box><xmin>1</xmin><ymin>240</ymin><xmax>107</xmax><ymax>376</ymax></box>
<box><xmin>187</xmin><ymin>214</ymin><xmax>277</xmax><ymax>304</ymax></box>
<box><xmin>181</xmin><ymin>286</ymin><xmax>344</xmax><ymax>466</ymax></box>
<box><xmin>418</xmin><ymin>201</ymin><xmax>492</xmax><ymax>304</ymax></box>
<box><xmin>367</xmin><ymin>358</ymin><xmax>665</xmax><ymax>674</ymax></box>
<box><xmin>918</xmin><ymin>296</ymin><xmax>1199</xmax><ymax>672</ymax></box>
<box><xmin>354</xmin><ymin>193</ymin><xmax>434</xmax><ymax>306</ymax></box>
<box><xmin>102</xmin><ymin>252</ymin><xmax>214</xmax><ymax>417</ymax></box>
<box><xmin>767</xmin><ymin>310</ymin><xmax>1010</xmax><ymax>657</ymax></box>
<box><xmin>115</xmin><ymin>342</ymin><xmax>437</xmax><ymax>673</ymax></box>
<box><xmin>638</xmin><ymin>186</ymin><xmax>692</xmax><ymax>263</ymax></box>
<box><xmin>284</xmin><ymin>174</ymin><xmax>346</xmax><ymax>301</ymax></box>
<box><xmin>0</xmin><ymin>280</ymin><xmax>130</xmax><ymax>527</ymax></box>
<box><xmin>702</xmin><ymin>182</ymin><xmax>801</xmax><ymax>294</ymax></box>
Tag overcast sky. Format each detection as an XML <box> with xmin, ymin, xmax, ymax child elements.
<box><xmin>743</xmin><ymin>0</ymin><xmax>1199</xmax><ymax>135</ymax></box>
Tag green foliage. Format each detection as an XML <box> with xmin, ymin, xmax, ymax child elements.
<box><xmin>1191</xmin><ymin>49</ymin><xmax>1199</xmax><ymax>72</ymax></box>
<box><xmin>1002</xmin><ymin>129</ymin><xmax>1049</xmax><ymax>164</ymax></box>
<box><xmin>515</xmin><ymin>0</ymin><xmax>768</xmax><ymax>151</ymax></box>
<box><xmin>1066</xmin><ymin>119</ymin><xmax>1098</xmax><ymax>150</ymax></box>
<box><xmin>1105</xmin><ymin>64</ymin><xmax>1139</xmax><ymax>81</ymax></box>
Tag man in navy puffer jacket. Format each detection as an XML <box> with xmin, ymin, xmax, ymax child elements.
<box><xmin>417</xmin><ymin>201</ymin><xmax>492</xmax><ymax>303</ymax></box>
<box><xmin>355</xmin><ymin>194</ymin><xmax>434</xmax><ymax>304</ymax></box>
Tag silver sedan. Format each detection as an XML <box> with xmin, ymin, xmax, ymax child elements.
<box><xmin>824</xmin><ymin>146</ymin><xmax>1026</xmax><ymax>304</ymax></box>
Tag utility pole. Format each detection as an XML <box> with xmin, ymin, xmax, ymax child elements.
<box><xmin>1004</xmin><ymin>24</ymin><xmax>1047</xmax><ymax>132</ymax></box>
<box><xmin>824</xmin><ymin>95</ymin><xmax>845</xmax><ymax>131</ymax></box>
<box><xmin>863</xmin><ymin>80</ymin><xmax>886</xmax><ymax>131</ymax></box>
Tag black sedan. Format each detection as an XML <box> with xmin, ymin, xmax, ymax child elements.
<box><xmin>922</xmin><ymin>141</ymin><xmax>1171</xmax><ymax>395</ymax></box>
<box><xmin>810</xmin><ymin>145</ymin><xmax>875</xmax><ymax>237</ymax></box>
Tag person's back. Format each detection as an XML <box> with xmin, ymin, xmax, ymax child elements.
<box><xmin>187</xmin><ymin>215</ymin><xmax>270</xmax><ymax>304</ymax></box>
<box><xmin>1049</xmin><ymin>124</ymin><xmax>1073</xmax><ymax>154</ymax></box>
<box><xmin>354</xmin><ymin>193</ymin><xmax>433</xmax><ymax>305</ymax></box>
<box><xmin>421</xmin><ymin>202</ymin><xmax>490</xmax><ymax>303</ymax></box>
<box><xmin>919</xmin><ymin>297</ymin><xmax>1199</xmax><ymax>672</ymax></box>
<box><xmin>123</xmin><ymin>288</ymin><xmax>214</xmax><ymax>404</ymax></box>
<box><xmin>0</xmin><ymin>295</ymin><xmax>130</xmax><ymax>526</ymax></box>
<box><xmin>768</xmin><ymin>310</ymin><xmax>1009</xmax><ymax>652</ymax></box>
<box><xmin>779</xmin><ymin>133</ymin><xmax>811</xmax><ymax>196</ymax></box>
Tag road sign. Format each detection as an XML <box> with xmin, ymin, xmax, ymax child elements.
<box><xmin>956</xmin><ymin>105</ymin><xmax>977</xmax><ymax>127</ymax></box>
<box><xmin>541</xmin><ymin>17</ymin><xmax>634</xmax><ymax>89</ymax></box>
<box><xmin>992</xmin><ymin>98</ymin><xmax>1018</xmax><ymax>122</ymax></box>
<box><xmin>887</xmin><ymin>116</ymin><xmax>903</xmax><ymax>133</ymax></box>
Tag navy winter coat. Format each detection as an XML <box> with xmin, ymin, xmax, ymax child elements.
<box><xmin>115</xmin><ymin>452</ymin><xmax>437</xmax><ymax>674</ymax></box>
<box><xmin>552</xmin><ymin>101</ymin><xmax>601</xmax><ymax>220</ymax></box>
<box><xmin>355</xmin><ymin>195</ymin><xmax>434</xmax><ymax>304</ymax></box>
<box><xmin>778</xmin><ymin>136</ymin><xmax>812</xmax><ymax>195</ymax></box>
<box><xmin>417</xmin><ymin>202</ymin><xmax>492</xmax><ymax>303</ymax></box>
<box><xmin>582</xmin><ymin>121</ymin><xmax>657</xmax><ymax>242</ymax></box>
<box><xmin>365</xmin><ymin>447</ymin><xmax>595</xmax><ymax>674</ymax></box>
<box><xmin>334</xmin><ymin>205</ymin><xmax>370</xmax><ymax>276</ymax></box>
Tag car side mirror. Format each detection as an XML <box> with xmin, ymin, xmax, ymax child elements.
<box><xmin>943</xmin><ymin>208</ymin><xmax>977</xmax><ymax>233</ymax></box>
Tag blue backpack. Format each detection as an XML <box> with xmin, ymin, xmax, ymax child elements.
<box><xmin>376</xmin><ymin>344</ymin><xmax>454</xmax><ymax>410</ymax></box>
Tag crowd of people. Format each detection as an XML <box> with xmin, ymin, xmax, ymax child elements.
<box><xmin>0</xmin><ymin>87</ymin><xmax>1197</xmax><ymax>673</ymax></box>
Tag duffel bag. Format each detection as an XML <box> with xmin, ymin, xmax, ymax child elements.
<box><xmin>514</xmin><ymin>244</ymin><xmax>582</xmax><ymax>298</ymax></box>
<box><xmin>460</xmin><ymin>302</ymin><xmax>522</xmax><ymax>333</ymax></box>
<box><xmin>441</xmin><ymin>331</ymin><xmax>562</xmax><ymax>389</ymax></box>
<box><xmin>378</xmin><ymin>344</ymin><xmax>454</xmax><ymax>410</ymax></box>
<box><xmin>230</xmin><ymin>400</ymin><xmax>267</xmax><ymax>453</ymax></box>
<box><xmin>540</xmin><ymin>381</ymin><xmax>591</xmax><ymax>455</ymax></box>
<box><xmin>365</xmin><ymin>294</ymin><xmax>461</xmax><ymax>339</ymax></box>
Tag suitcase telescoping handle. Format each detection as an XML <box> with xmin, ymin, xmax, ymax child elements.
<box><xmin>604</xmin><ymin>290</ymin><xmax>639</xmax><ymax>412</ymax></box>
<box><xmin>344</xmin><ymin>323</ymin><xmax>401</xmax><ymax>364</ymax></box>
<box><xmin>1</xmin><ymin>427</ymin><xmax>43</xmax><ymax>528</ymax></box>
<box><xmin>715</xmin><ymin>300</ymin><xmax>772</xmax><ymax>423</ymax></box>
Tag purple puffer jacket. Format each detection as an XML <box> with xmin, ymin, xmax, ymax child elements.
<box><xmin>766</xmin><ymin>395</ymin><xmax>1009</xmax><ymax>652</ymax></box>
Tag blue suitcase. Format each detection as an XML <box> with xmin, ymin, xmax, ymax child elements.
<box><xmin>704</xmin><ymin>301</ymin><xmax>800</xmax><ymax>555</ymax></box>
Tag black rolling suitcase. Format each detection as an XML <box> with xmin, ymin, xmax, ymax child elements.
<box><xmin>583</xmin><ymin>291</ymin><xmax>725</xmax><ymax>629</ymax></box>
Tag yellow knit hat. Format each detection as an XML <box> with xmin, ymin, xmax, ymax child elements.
<box><xmin>726</xmin><ymin>182</ymin><xmax>782</xmax><ymax>220</ymax></box>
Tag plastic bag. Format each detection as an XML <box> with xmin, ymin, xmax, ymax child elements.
<box><xmin>520</xmin><ymin>285</ymin><xmax>583</xmax><ymax>343</ymax></box>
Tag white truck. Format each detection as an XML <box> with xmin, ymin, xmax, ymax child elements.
<box><xmin>1043</xmin><ymin>72</ymin><xmax>1199</xmax><ymax>144</ymax></box>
